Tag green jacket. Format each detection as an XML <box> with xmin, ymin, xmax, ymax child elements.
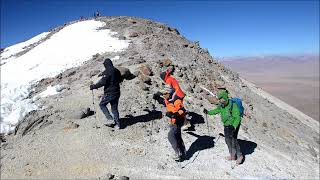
<box><xmin>207</xmin><ymin>100</ymin><xmax>241</xmax><ymax>129</ymax></box>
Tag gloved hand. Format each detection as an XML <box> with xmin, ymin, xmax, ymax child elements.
<box><xmin>153</xmin><ymin>92</ymin><xmax>163</xmax><ymax>100</ymax></box>
<box><xmin>173</xmin><ymin>112</ymin><xmax>180</xmax><ymax>118</ymax></box>
<box><xmin>165</xmin><ymin>112</ymin><xmax>175</xmax><ymax>118</ymax></box>
<box><xmin>153</xmin><ymin>94</ymin><xmax>160</xmax><ymax>101</ymax></box>
<box><xmin>89</xmin><ymin>84</ymin><xmax>95</xmax><ymax>90</ymax></box>
<box><xmin>203</xmin><ymin>108</ymin><xmax>208</xmax><ymax>114</ymax></box>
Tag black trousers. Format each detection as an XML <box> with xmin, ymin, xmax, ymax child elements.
<box><xmin>224</xmin><ymin>125</ymin><xmax>242</xmax><ymax>157</ymax></box>
<box><xmin>168</xmin><ymin>124</ymin><xmax>186</xmax><ymax>156</ymax></box>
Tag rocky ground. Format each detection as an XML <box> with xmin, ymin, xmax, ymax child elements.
<box><xmin>1</xmin><ymin>16</ymin><xmax>319</xmax><ymax>179</ymax></box>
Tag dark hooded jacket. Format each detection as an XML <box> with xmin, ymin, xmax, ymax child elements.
<box><xmin>91</xmin><ymin>58</ymin><xmax>121</xmax><ymax>95</ymax></box>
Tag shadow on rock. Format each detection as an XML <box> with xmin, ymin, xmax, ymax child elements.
<box><xmin>185</xmin><ymin>132</ymin><xmax>215</xmax><ymax>160</ymax></box>
<box><xmin>120</xmin><ymin>109</ymin><xmax>163</xmax><ymax>128</ymax></box>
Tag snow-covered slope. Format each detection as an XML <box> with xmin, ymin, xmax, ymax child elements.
<box><xmin>0</xmin><ymin>32</ymin><xmax>50</xmax><ymax>64</ymax></box>
<box><xmin>0</xmin><ymin>20</ymin><xmax>129</xmax><ymax>133</ymax></box>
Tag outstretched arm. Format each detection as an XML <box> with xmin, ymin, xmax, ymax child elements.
<box><xmin>207</xmin><ymin>106</ymin><xmax>221</xmax><ymax>116</ymax></box>
<box><xmin>170</xmin><ymin>91</ymin><xmax>177</xmax><ymax>101</ymax></box>
<box><xmin>91</xmin><ymin>75</ymin><xmax>108</xmax><ymax>89</ymax></box>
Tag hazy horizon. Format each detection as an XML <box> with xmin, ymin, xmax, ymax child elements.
<box><xmin>222</xmin><ymin>55</ymin><xmax>319</xmax><ymax>121</ymax></box>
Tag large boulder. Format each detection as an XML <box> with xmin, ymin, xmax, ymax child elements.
<box><xmin>63</xmin><ymin>121</ymin><xmax>80</xmax><ymax>130</ymax></box>
<box><xmin>106</xmin><ymin>173</ymin><xmax>114</xmax><ymax>179</ymax></box>
<box><xmin>118</xmin><ymin>176</ymin><xmax>129</xmax><ymax>180</ymax></box>
<box><xmin>139</xmin><ymin>74</ymin><xmax>152</xmax><ymax>85</ymax></box>
<box><xmin>117</xmin><ymin>66</ymin><xmax>135</xmax><ymax>80</ymax></box>
<box><xmin>129</xmin><ymin>32</ymin><xmax>139</xmax><ymax>38</ymax></box>
<box><xmin>138</xmin><ymin>81</ymin><xmax>149</xmax><ymax>91</ymax></box>
<box><xmin>167</xmin><ymin>27</ymin><xmax>180</xmax><ymax>35</ymax></box>
<box><xmin>119</xmin><ymin>35</ymin><xmax>126</xmax><ymax>40</ymax></box>
<box><xmin>161</xmin><ymin>58</ymin><xmax>173</xmax><ymax>67</ymax></box>
<box><xmin>139</xmin><ymin>64</ymin><xmax>153</xmax><ymax>76</ymax></box>
<box><xmin>65</xmin><ymin>107</ymin><xmax>94</xmax><ymax>119</ymax></box>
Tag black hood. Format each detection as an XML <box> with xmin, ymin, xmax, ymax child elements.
<box><xmin>103</xmin><ymin>58</ymin><xmax>114</xmax><ymax>68</ymax></box>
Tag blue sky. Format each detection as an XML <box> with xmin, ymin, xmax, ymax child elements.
<box><xmin>1</xmin><ymin>0</ymin><xmax>319</xmax><ymax>57</ymax></box>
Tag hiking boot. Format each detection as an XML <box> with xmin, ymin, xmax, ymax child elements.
<box><xmin>114</xmin><ymin>124</ymin><xmax>121</xmax><ymax>130</ymax></box>
<box><xmin>171</xmin><ymin>153</ymin><xmax>181</xmax><ymax>161</ymax></box>
<box><xmin>181</xmin><ymin>122</ymin><xmax>191</xmax><ymax>131</ymax></box>
<box><xmin>236</xmin><ymin>155</ymin><xmax>244</xmax><ymax>165</ymax></box>
<box><xmin>225</xmin><ymin>155</ymin><xmax>236</xmax><ymax>161</ymax></box>
<box><xmin>179</xmin><ymin>152</ymin><xmax>186</xmax><ymax>161</ymax></box>
<box><xmin>104</xmin><ymin>119</ymin><xmax>115</xmax><ymax>127</ymax></box>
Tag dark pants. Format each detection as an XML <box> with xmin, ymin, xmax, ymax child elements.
<box><xmin>168</xmin><ymin>123</ymin><xmax>186</xmax><ymax>156</ymax></box>
<box><xmin>224</xmin><ymin>125</ymin><xmax>242</xmax><ymax>157</ymax></box>
<box><xmin>99</xmin><ymin>93</ymin><xmax>120</xmax><ymax>126</ymax></box>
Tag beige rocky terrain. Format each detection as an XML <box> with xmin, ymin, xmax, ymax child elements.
<box><xmin>222</xmin><ymin>55</ymin><xmax>319</xmax><ymax>121</ymax></box>
<box><xmin>1</xmin><ymin>17</ymin><xmax>319</xmax><ymax>179</ymax></box>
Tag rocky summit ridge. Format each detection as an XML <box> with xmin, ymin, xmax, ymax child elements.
<box><xmin>1</xmin><ymin>16</ymin><xmax>319</xmax><ymax>179</ymax></box>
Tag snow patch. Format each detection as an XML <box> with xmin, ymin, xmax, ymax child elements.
<box><xmin>0</xmin><ymin>20</ymin><xmax>130</xmax><ymax>133</ymax></box>
<box><xmin>112</xmin><ymin>55</ymin><xmax>120</xmax><ymax>60</ymax></box>
<box><xmin>38</xmin><ymin>85</ymin><xmax>63</xmax><ymax>98</ymax></box>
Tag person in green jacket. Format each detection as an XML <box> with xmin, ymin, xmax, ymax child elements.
<box><xmin>203</xmin><ymin>89</ymin><xmax>244</xmax><ymax>165</ymax></box>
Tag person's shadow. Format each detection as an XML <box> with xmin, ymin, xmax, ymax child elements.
<box><xmin>188</xmin><ymin>112</ymin><xmax>205</xmax><ymax>124</ymax></box>
<box><xmin>120</xmin><ymin>108</ymin><xmax>163</xmax><ymax>129</ymax></box>
<box><xmin>236</xmin><ymin>139</ymin><xmax>257</xmax><ymax>164</ymax></box>
<box><xmin>217</xmin><ymin>133</ymin><xmax>257</xmax><ymax>164</ymax></box>
<box><xmin>184</xmin><ymin>132</ymin><xmax>215</xmax><ymax>160</ymax></box>
<box><xmin>186</xmin><ymin>112</ymin><xmax>205</xmax><ymax>131</ymax></box>
<box><xmin>238</xmin><ymin>139</ymin><xmax>257</xmax><ymax>156</ymax></box>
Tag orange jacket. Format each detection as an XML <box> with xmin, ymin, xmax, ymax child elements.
<box><xmin>164</xmin><ymin>71</ymin><xmax>185</xmax><ymax>99</ymax></box>
<box><xmin>165</xmin><ymin>98</ymin><xmax>185</xmax><ymax>124</ymax></box>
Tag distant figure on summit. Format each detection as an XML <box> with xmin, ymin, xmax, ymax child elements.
<box><xmin>90</xmin><ymin>58</ymin><xmax>122</xmax><ymax>129</ymax></box>
<box><xmin>94</xmin><ymin>10</ymin><xmax>101</xmax><ymax>18</ymax></box>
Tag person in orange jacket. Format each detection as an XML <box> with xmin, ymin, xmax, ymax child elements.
<box><xmin>163</xmin><ymin>91</ymin><xmax>186</xmax><ymax>161</ymax></box>
<box><xmin>160</xmin><ymin>70</ymin><xmax>191</xmax><ymax>130</ymax></box>
<box><xmin>160</xmin><ymin>70</ymin><xmax>184</xmax><ymax>102</ymax></box>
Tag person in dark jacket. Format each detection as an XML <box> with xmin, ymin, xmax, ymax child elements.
<box><xmin>90</xmin><ymin>58</ymin><xmax>122</xmax><ymax>129</ymax></box>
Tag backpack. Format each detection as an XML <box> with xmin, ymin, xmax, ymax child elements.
<box><xmin>229</xmin><ymin>98</ymin><xmax>244</xmax><ymax>117</ymax></box>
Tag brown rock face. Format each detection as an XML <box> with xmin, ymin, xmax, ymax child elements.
<box><xmin>129</xmin><ymin>32</ymin><xmax>139</xmax><ymax>38</ymax></box>
<box><xmin>162</xmin><ymin>58</ymin><xmax>173</xmax><ymax>67</ymax></box>
<box><xmin>139</xmin><ymin>64</ymin><xmax>153</xmax><ymax>76</ymax></box>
